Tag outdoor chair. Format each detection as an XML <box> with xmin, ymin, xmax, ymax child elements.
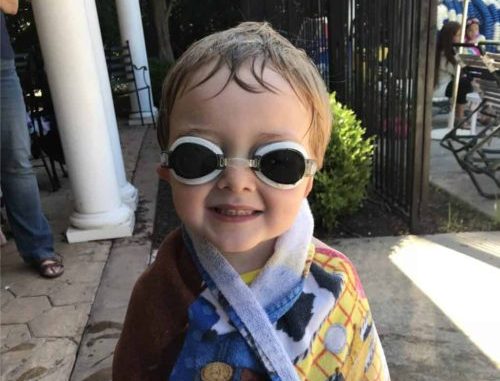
<box><xmin>440</xmin><ymin>42</ymin><xmax>500</xmax><ymax>199</ymax></box>
<box><xmin>14</xmin><ymin>53</ymin><xmax>67</xmax><ymax>191</ymax></box>
<box><xmin>105</xmin><ymin>41</ymin><xmax>156</xmax><ymax>128</ymax></box>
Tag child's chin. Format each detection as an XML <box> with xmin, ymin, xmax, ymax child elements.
<box><xmin>211</xmin><ymin>240</ymin><xmax>256</xmax><ymax>255</ymax></box>
<box><xmin>209</xmin><ymin>236</ymin><xmax>277</xmax><ymax>260</ymax></box>
<box><xmin>207</xmin><ymin>236</ymin><xmax>257</xmax><ymax>255</ymax></box>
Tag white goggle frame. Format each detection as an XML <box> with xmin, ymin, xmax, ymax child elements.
<box><xmin>161</xmin><ymin>136</ymin><xmax>317</xmax><ymax>189</ymax></box>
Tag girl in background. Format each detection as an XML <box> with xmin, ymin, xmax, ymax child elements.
<box><xmin>464</xmin><ymin>18</ymin><xmax>485</xmax><ymax>56</ymax></box>
<box><xmin>434</xmin><ymin>21</ymin><xmax>473</xmax><ymax>125</ymax></box>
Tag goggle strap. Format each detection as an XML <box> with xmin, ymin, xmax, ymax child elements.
<box><xmin>305</xmin><ymin>159</ymin><xmax>317</xmax><ymax>176</ymax></box>
<box><xmin>160</xmin><ymin>151</ymin><xmax>169</xmax><ymax>168</ymax></box>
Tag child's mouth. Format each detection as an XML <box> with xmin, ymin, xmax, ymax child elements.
<box><xmin>215</xmin><ymin>208</ymin><xmax>255</xmax><ymax>216</ymax></box>
<box><xmin>210</xmin><ymin>206</ymin><xmax>262</xmax><ymax>220</ymax></box>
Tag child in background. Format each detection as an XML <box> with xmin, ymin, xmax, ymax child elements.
<box><xmin>434</xmin><ymin>21</ymin><xmax>473</xmax><ymax>125</ymax></box>
<box><xmin>464</xmin><ymin>18</ymin><xmax>486</xmax><ymax>56</ymax></box>
<box><xmin>113</xmin><ymin>22</ymin><xmax>390</xmax><ymax>381</ymax></box>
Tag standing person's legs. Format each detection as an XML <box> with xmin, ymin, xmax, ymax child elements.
<box><xmin>456</xmin><ymin>76</ymin><xmax>473</xmax><ymax>120</ymax></box>
<box><xmin>0</xmin><ymin>59</ymin><xmax>63</xmax><ymax>277</ymax></box>
<box><xmin>446</xmin><ymin>76</ymin><xmax>473</xmax><ymax>121</ymax></box>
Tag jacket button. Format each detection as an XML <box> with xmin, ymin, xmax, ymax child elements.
<box><xmin>201</xmin><ymin>362</ymin><xmax>233</xmax><ymax>381</ymax></box>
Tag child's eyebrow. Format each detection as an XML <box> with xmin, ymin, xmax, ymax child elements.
<box><xmin>257</xmin><ymin>132</ymin><xmax>290</xmax><ymax>140</ymax></box>
<box><xmin>178</xmin><ymin>128</ymin><xmax>298</xmax><ymax>143</ymax></box>
<box><xmin>178</xmin><ymin>127</ymin><xmax>219</xmax><ymax>140</ymax></box>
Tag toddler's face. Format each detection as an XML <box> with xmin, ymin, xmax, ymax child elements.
<box><xmin>160</xmin><ymin>63</ymin><xmax>314</xmax><ymax>266</ymax></box>
<box><xmin>466</xmin><ymin>23</ymin><xmax>479</xmax><ymax>40</ymax></box>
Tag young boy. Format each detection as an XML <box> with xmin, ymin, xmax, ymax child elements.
<box><xmin>113</xmin><ymin>22</ymin><xmax>390</xmax><ymax>381</ymax></box>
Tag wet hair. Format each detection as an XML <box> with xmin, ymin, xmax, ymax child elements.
<box><xmin>435</xmin><ymin>21</ymin><xmax>461</xmax><ymax>86</ymax></box>
<box><xmin>157</xmin><ymin>21</ymin><xmax>331</xmax><ymax>167</ymax></box>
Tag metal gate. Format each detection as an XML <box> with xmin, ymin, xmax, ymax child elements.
<box><xmin>327</xmin><ymin>0</ymin><xmax>437</xmax><ymax>228</ymax></box>
<box><xmin>240</xmin><ymin>0</ymin><xmax>330</xmax><ymax>84</ymax></box>
<box><xmin>242</xmin><ymin>0</ymin><xmax>437</xmax><ymax>229</ymax></box>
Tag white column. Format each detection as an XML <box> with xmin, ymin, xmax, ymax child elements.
<box><xmin>115</xmin><ymin>0</ymin><xmax>157</xmax><ymax>125</ymax></box>
<box><xmin>84</xmin><ymin>0</ymin><xmax>139</xmax><ymax>210</ymax></box>
<box><xmin>32</xmin><ymin>0</ymin><xmax>134</xmax><ymax>243</ymax></box>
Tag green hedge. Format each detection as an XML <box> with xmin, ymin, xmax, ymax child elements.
<box><xmin>310</xmin><ymin>93</ymin><xmax>375</xmax><ymax>231</ymax></box>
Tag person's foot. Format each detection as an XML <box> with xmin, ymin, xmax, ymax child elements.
<box><xmin>31</xmin><ymin>256</ymin><xmax>64</xmax><ymax>278</ymax></box>
<box><xmin>454</xmin><ymin>117</ymin><xmax>471</xmax><ymax>130</ymax></box>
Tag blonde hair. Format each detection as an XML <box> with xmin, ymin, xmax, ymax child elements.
<box><xmin>157</xmin><ymin>21</ymin><xmax>332</xmax><ymax>167</ymax></box>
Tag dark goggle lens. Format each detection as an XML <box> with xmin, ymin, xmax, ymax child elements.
<box><xmin>260</xmin><ymin>149</ymin><xmax>306</xmax><ymax>185</ymax></box>
<box><xmin>169</xmin><ymin>143</ymin><xmax>218</xmax><ymax>179</ymax></box>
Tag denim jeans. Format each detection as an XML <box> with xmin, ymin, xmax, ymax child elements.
<box><xmin>0</xmin><ymin>58</ymin><xmax>55</xmax><ymax>263</ymax></box>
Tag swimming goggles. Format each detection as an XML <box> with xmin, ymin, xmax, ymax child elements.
<box><xmin>160</xmin><ymin>136</ymin><xmax>317</xmax><ymax>189</ymax></box>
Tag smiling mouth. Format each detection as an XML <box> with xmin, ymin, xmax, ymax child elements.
<box><xmin>211</xmin><ymin>207</ymin><xmax>262</xmax><ymax>217</ymax></box>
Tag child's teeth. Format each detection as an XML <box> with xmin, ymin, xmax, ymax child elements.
<box><xmin>221</xmin><ymin>209</ymin><xmax>253</xmax><ymax>216</ymax></box>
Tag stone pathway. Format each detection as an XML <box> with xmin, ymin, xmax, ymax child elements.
<box><xmin>0</xmin><ymin>123</ymin><xmax>150</xmax><ymax>381</ymax></box>
<box><xmin>1</xmin><ymin>240</ymin><xmax>110</xmax><ymax>380</ymax></box>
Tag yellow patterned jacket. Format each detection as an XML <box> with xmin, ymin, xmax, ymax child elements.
<box><xmin>294</xmin><ymin>246</ymin><xmax>390</xmax><ymax>380</ymax></box>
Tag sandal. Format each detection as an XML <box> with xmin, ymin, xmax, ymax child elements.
<box><xmin>32</xmin><ymin>256</ymin><xmax>64</xmax><ymax>278</ymax></box>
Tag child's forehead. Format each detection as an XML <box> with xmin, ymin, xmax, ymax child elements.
<box><xmin>168</xmin><ymin>61</ymin><xmax>312</xmax><ymax>145</ymax></box>
<box><xmin>180</xmin><ymin>59</ymin><xmax>294</xmax><ymax>100</ymax></box>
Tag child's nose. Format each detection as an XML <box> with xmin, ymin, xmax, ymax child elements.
<box><xmin>216</xmin><ymin>164</ymin><xmax>257</xmax><ymax>192</ymax></box>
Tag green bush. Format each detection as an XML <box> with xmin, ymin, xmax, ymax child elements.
<box><xmin>310</xmin><ymin>93</ymin><xmax>375</xmax><ymax>231</ymax></box>
<box><xmin>148</xmin><ymin>58</ymin><xmax>173</xmax><ymax>107</ymax></box>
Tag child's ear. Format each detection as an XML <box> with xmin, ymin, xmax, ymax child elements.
<box><xmin>304</xmin><ymin>178</ymin><xmax>314</xmax><ymax>197</ymax></box>
<box><xmin>157</xmin><ymin>165</ymin><xmax>170</xmax><ymax>182</ymax></box>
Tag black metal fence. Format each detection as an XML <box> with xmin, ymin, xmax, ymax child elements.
<box><xmin>242</xmin><ymin>0</ymin><xmax>437</xmax><ymax>230</ymax></box>
<box><xmin>240</xmin><ymin>0</ymin><xmax>330</xmax><ymax>84</ymax></box>
<box><xmin>328</xmin><ymin>0</ymin><xmax>437</xmax><ymax>229</ymax></box>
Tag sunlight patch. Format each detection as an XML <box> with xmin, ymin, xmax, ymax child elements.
<box><xmin>389</xmin><ymin>235</ymin><xmax>500</xmax><ymax>367</ymax></box>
